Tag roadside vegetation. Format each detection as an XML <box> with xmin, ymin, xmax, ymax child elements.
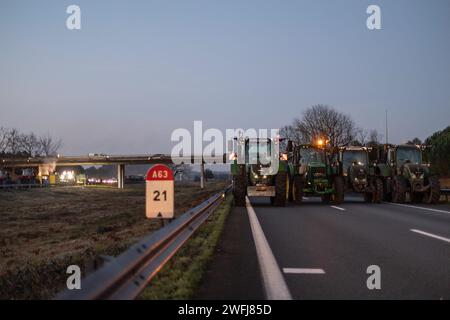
<box><xmin>0</xmin><ymin>182</ymin><xmax>227</xmax><ymax>299</ymax></box>
<box><xmin>138</xmin><ymin>195</ymin><xmax>233</xmax><ymax>300</ymax></box>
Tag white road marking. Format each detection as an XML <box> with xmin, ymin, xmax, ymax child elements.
<box><xmin>410</xmin><ymin>229</ymin><xmax>450</xmax><ymax>244</ymax></box>
<box><xmin>245</xmin><ymin>197</ymin><xmax>292</xmax><ymax>300</ymax></box>
<box><xmin>330</xmin><ymin>206</ymin><xmax>346</xmax><ymax>211</ymax></box>
<box><xmin>386</xmin><ymin>202</ymin><xmax>450</xmax><ymax>215</ymax></box>
<box><xmin>283</xmin><ymin>268</ymin><xmax>325</xmax><ymax>274</ymax></box>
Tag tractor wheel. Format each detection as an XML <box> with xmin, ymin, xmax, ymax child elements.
<box><xmin>423</xmin><ymin>176</ymin><xmax>440</xmax><ymax>204</ymax></box>
<box><xmin>274</xmin><ymin>171</ymin><xmax>288</xmax><ymax>207</ymax></box>
<box><xmin>373</xmin><ymin>178</ymin><xmax>383</xmax><ymax>203</ymax></box>
<box><xmin>292</xmin><ymin>175</ymin><xmax>305</xmax><ymax>205</ymax></box>
<box><xmin>233</xmin><ymin>166</ymin><xmax>247</xmax><ymax>207</ymax></box>
<box><xmin>321</xmin><ymin>194</ymin><xmax>331</xmax><ymax>204</ymax></box>
<box><xmin>364</xmin><ymin>191</ymin><xmax>373</xmax><ymax>203</ymax></box>
<box><xmin>392</xmin><ymin>176</ymin><xmax>407</xmax><ymax>203</ymax></box>
<box><xmin>331</xmin><ymin>176</ymin><xmax>345</xmax><ymax>205</ymax></box>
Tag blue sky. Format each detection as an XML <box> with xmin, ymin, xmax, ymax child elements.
<box><xmin>1</xmin><ymin>0</ymin><xmax>449</xmax><ymax>154</ymax></box>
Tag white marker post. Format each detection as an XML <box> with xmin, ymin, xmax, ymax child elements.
<box><xmin>146</xmin><ymin>164</ymin><xmax>174</xmax><ymax>219</ymax></box>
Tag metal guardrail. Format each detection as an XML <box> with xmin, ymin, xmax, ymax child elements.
<box><xmin>55</xmin><ymin>185</ymin><xmax>231</xmax><ymax>300</ymax></box>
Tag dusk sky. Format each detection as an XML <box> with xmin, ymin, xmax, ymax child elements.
<box><xmin>1</xmin><ymin>0</ymin><xmax>449</xmax><ymax>155</ymax></box>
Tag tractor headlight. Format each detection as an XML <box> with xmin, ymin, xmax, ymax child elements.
<box><xmin>280</xmin><ymin>153</ymin><xmax>288</xmax><ymax>161</ymax></box>
<box><xmin>229</xmin><ymin>152</ymin><xmax>237</xmax><ymax>161</ymax></box>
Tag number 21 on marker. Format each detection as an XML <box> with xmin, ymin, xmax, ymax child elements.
<box><xmin>146</xmin><ymin>165</ymin><xmax>174</xmax><ymax>219</ymax></box>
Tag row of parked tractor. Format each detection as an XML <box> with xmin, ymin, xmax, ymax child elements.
<box><xmin>231</xmin><ymin>137</ymin><xmax>441</xmax><ymax>207</ymax></box>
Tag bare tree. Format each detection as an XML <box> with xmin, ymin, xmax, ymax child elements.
<box><xmin>367</xmin><ymin>129</ymin><xmax>383</xmax><ymax>146</ymax></box>
<box><xmin>39</xmin><ymin>133</ymin><xmax>62</xmax><ymax>156</ymax></box>
<box><xmin>0</xmin><ymin>127</ymin><xmax>9</xmax><ymax>154</ymax></box>
<box><xmin>6</xmin><ymin>128</ymin><xmax>22</xmax><ymax>154</ymax></box>
<box><xmin>292</xmin><ymin>105</ymin><xmax>356</xmax><ymax>147</ymax></box>
<box><xmin>355</xmin><ymin>128</ymin><xmax>369</xmax><ymax>146</ymax></box>
<box><xmin>21</xmin><ymin>133</ymin><xmax>41</xmax><ymax>156</ymax></box>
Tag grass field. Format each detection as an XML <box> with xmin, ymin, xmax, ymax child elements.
<box><xmin>0</xmin><ymin>182</ymin><xmax>228</xmax><ymax>299</ymax></box>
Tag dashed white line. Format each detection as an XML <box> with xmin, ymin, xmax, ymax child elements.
<box><xmin>410</xmin><ymin>229</ymin><xmax>450</xmax><ymax>244</ymax></box>
<box><xmin>386</xmin><ymin>202</ymin><xmax>450</xmax><ymax>215</ymax></box>
<box><xmin>283</xmin><ymin>268</ymin><xmax>326</xmax><ymax>274</ymax></box>
<box><xmin>330</xmin><ymin>206</ymin><xmax>346</xmax><ymax>211</ymax></box>
<box><xmin>245</xmin><ymin>197</ymin><xmax>292</xmax><ymax>300</ymax></box>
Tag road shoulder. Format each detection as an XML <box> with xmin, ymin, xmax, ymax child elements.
<box><xmin>195</xmin><ymin>204</ymin><xmax>265</xmax><ymax>300</ymax></box>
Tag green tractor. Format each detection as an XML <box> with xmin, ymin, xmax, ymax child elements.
<box><xmin>382</xmin><ymin>144</ymin><xmax>440</xmax><ymax>204</ymax></box>
<box><xmin>288</xmin><ymin>142</ymin><xmax>344</xmax><ymax>205</ymax></box>
<box><xmin>338</xmin><ymin>146</ymin><xmax>383</xmax><ymax>203</ymax></box>
<box><xmin>231</xmin><ymin>137</ymin><xmax>289</xmax><ymax>207</ymax></box>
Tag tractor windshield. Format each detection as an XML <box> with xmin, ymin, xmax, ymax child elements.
<box><xmin>342</xmin><ymin>150</ymin><xmax>368</xmax><ymax>170</ymax></box>
<box><xmin>246</xmin><ymin>139</ymin><xmax>272</xmax><ymax>165</ymax></box>
<box><xmin>299</xmin><ymin>147</ymin><xmax>325</xmax><ymax>164</ymax></box>
<box><xmin>396</xmin><ymin>147</ymin><xmax>421</xmax><ymax>165</ymax></box>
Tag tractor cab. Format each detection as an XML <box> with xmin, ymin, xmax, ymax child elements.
<box><xmin>231</xmin><ymin>137</ymin><xmax>289</xmax><ymax>207</ymax></box>
<box><xmin>389</xmin><ymin>145</ymin><xmax>422</xmax><ymax>167</ymax></box>
<box><xmin>288</xmin><ymin>140</ymin><xmax>344</xmax><ymax>204</ymax></box>
<box><xmin>295</xmin><ymin>144</ymin><xmax>328</xmax><ymax>180</ymax></box>
<box><xmin>382</xmin><ymin>144</ymin><xmax>440</xmax><ymax>204</ymax></box>
<box><xmin>337</xmin><ymin>146</ymin><xmax>383</xmax><ymax>201</ymax></box>
<box><xmin>340</xmin><ymin>147</ymin><xmax>369</xmax><ymax>174</ymax></box>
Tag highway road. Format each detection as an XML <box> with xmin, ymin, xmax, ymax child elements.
<box><xmin>197</xmin><ymin>195</ymin><xmax>450</xmax><ymax>300</ymax></box>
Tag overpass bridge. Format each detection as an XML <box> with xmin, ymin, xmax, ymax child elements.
<box><xmin>0</xmin><ymin>154</ymin><xmax>227</xmax><ymax>189</ymax></box>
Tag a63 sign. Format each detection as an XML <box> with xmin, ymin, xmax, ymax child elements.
<box><xmin>146</xmin><ymin>164</ymin><xmax>174</xmax><ymax>219</ymax></box>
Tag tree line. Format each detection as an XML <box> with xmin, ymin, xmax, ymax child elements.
<box><xmin>0</xmin><ymin>127</ymin><xmax>62</xmax><ymax>157</ymax></box>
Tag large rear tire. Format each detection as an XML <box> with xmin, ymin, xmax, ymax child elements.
<box><xmin>383</xmin><ymin>178</ymin><xmax>392</xmax><ymax>202</ymax></box>
<box><xmin>233</xmin><ymin>166</ymin><xmax>247</xmax><ymax>207</ymax></box>
<box><xmin>423</xmin><ymin>176</ymin><xmax>440</xmax><ymax>204</ymax></box>
<box><xmin>373</xmin><ymin>178</ymin><xmax>383</xmax><ymax>203</ymax></box>
<box><xmin>392</xmin><ymin>176</ymin><xmax>407</xmax><ymax>203</ymax></box>
<box><xmin>274</xmin><ymin>171</ymin><xmax>288</xmax><ymax>207</ymax></box>
<box><xmin>292</xmin><ymin>175</ymin><xmax>305</xmax><ymax>205</ymax></box>
<box><xmin>364</xmin><ymin>191</ymin><xmax>373</xmax><ymax>203</ymax></box>
<box><xmin>331</xmin><ymin>176</ymin><xmax>345</xmax><ymax>205</ymax></box>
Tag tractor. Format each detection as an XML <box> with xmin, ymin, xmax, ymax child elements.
<box><xmin>338</xmin><ymin>146</ymin><xmax>383</xmax><ymax>203</ymax></box>
<box><xmin>381</xmin><ymin>144</ymin><xmax>440</xmax><ymax>204</ymax></box>
<box><xmin>231</xmin><ymin>137</ymin><xmax>289</xmax><ymax>207</ymax></box>
<box><xmin>288</xmin><ymin>141</ymin><xmax>344</xmax><ymax>205</ymax></box>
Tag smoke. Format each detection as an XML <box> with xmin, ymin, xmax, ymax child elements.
<box><xmin>39</xmin><ymin>158</ymin><xmax>57</xmax><ymax>175</ymax></box>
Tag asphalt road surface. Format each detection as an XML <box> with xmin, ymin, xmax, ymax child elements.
<box><xmin>197</xmin><ymin>195</ymin><xmax>450</xmax><ymax>300</ymax></box>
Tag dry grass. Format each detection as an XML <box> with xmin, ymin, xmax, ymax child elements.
<box><xmin>0</xmin><ymin>182</ymin><xmax>227</xmax><ymax>299</ymax></box>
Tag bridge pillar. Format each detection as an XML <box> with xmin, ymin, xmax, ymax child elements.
<box><xmin>117</xmin><ymin>164</ymin><xmax>125</xmax><ymax>189</ymax></box>
<box><xmin>200</xmin><ymin>163</ymin><xmax>205</xmax><ymax>189</ymax></box>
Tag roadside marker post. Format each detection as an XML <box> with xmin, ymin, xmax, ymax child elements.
<box><xmin>146</xmin><ymin>164</ymin><xmax>174</xmax><ymax>220</ymax></box>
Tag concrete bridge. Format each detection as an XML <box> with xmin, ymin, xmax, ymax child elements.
<box><xmin>0</xmin><ymin>154</ymin><xmax>227</xmax><ymax>189</ymax></box>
